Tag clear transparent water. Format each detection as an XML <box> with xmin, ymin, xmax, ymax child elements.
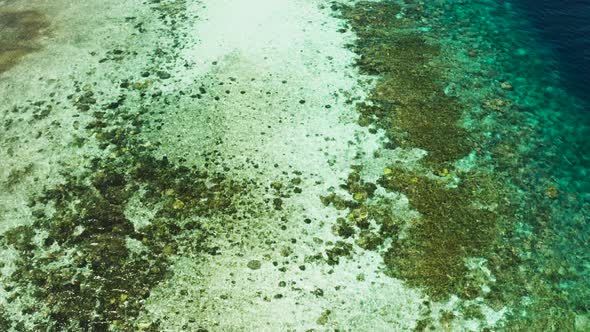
<box><xmin>0</xmin><ymin>0</ymin><xmax>589</xmax><ymax>330</ymax></box>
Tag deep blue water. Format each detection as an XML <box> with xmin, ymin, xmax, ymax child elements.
<box><xmin>516</xmin><ymin>0</ymin><xmax>590</xmax><ymax>109</ymax></box>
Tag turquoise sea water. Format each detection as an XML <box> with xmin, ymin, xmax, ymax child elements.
<box><xmin>516</xmin><ymin>0</ymin><xmax>590</xmax><ymax>105</ymax></box>
<box><xmin>434</xmin><ymin>0</ymin><xmax>590</xmax><ymax>325</ymax></box>
<box><xmin>444</xmin><ymin>0</ymin><xmax>590</xmax><ymax>193</ymax></box>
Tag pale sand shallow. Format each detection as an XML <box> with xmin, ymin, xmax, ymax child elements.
<box><xmin>0</xmin><ymin>0</ymin><xmax>162</xmax><ymax>327</ymax></box>
<box><xmin>0</xmin><ymin>0</ymin><xmax>505</xmax><ymax>330</ymax></box>
<box><xmin>0</xmin><ymin>0</ymin><xmax>155</xmax><ymax>233</ymax></box>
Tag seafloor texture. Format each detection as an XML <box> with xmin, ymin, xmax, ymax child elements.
<box><xmin>0</xmin><ymin>0</ymin><xmax>588</xmax><ymax>331</ymax></box>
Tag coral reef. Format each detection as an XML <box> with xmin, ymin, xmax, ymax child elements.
<box><xmin>326</xmin><ymin>0</ymin><xmax>590</xmax><ymax>329</ymax></box>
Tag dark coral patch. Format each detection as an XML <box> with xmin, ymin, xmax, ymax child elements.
<box><xmin>379</xmin><ymin>168</ymin><xmax>501</xmax><ymax>299</ymax></box>
<box><xmin>331</xmin><ymin>1</ymin><xmax>490</xmax><ymax>300</ymax></box>
<box><xmin>336</xmin><ymin>2</ymin><xmax>473</xmax><ymax>165</ymax></box>
<box><xmin>0</xmin><ymin>10</ymin><xmax>50</xmax><ymax>74</ymax></box>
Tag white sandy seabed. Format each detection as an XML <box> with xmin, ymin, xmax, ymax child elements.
<box><xmin>0</xmin><ymin>0</ymin><xmax>505</xmax><ymax>330</ymax></box>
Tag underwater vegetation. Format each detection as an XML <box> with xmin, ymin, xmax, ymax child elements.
<box><xmin>326</xmin><ymin>0</ymin><xmax>590</xmax><ymax>330</ymax></box>
<box><xmin>0</xmin><ymin>68</ymin><xmax>249</xmax><ymax>329</ymax></box>
<box><xmin>0</xmin><ymin>0</ymin><xmax>588</xmax><ymax>330</ymax></box>
<box><xmin>347</xmin><ymin>3</ymin><xmax>472</xmax><ymax>165</ymax></box>
<box><xmin>0</xmin><ymin>0</ymin><xmax>252</xmax><ymax>330</ymax></box>
<box><xmin>1</xmin><ymin>149</ymin><xmax>244</xmax><ymax>330</ymax></box>
<box><xmin>332</xmin><ymin>0</ymin><xmax>502</xmax><ymax>299</ymax></box>
<box><xmin>0</xmin><ymin>10</ymin><xmax>49</xmax><ymax>75</ymax></box>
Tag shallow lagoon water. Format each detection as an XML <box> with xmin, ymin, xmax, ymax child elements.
<box><xmin>0</xmin><ymin>0</ymin><xmax>589</xmax><ymax>331</ymax></box>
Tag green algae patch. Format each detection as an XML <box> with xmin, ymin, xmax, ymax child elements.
<box><xmin>7</xmin><ymin>82</ymin><xmax>248</xmax><ymax>330</ymax></box>
<box><xmin>325</xmin><ymin>241</ymin><xmax>353</xmax><ymax>266</ymax></box>
<box><xmin>0</xmin><ymin>139</ymin><xmax>246</xmax><ymax>330</ymax></box>
<box><xmin>0</xmin><ymin>2</ymin><xmax>250</xmax><ymax>328</ymax></box>
<box><xmin>379</xmin><ymin>167</ymin><xmax>501</xmax><ymax>299</ymax></box>
<box><xmin>337</xmin><ymin>2</ymin><xmax>473</xmax><ymax>165</ymax></box>
<box><xmin>336</xmin><ymin>1</ymin><xmax>403</xmax><ymax>33</ymax></box>
<box><xmin>320</xmin><ymin>167</ymin><xmax>406</xmax><ymax>264</ymax></box>
<box><xmin>0</xmin><ymin>94</ymin><xmax>250</xmax><ymax>329</ymax></box>
<box><xmin>329</xmin><ymin>0</ymin><xmax>511</xmax><ymax>305</ymax></box>
<box><xmin>330</xmin><ymin>1</ymin><xmax>490</xmax><ymax>300</ymax></box>
<box><xmin>320</xmin><ymin>164</ymin><xmax>504</xmax><ymax>300</ymax></box>
<box><xmin>331</xmin><ymin>0</ymin><xmax>590</xmax><ymax>329</ymax></box>
<box><xmin>0</xmin><ymin>10</ymin><xmax>50</xmax><ymax>75</ymax></box>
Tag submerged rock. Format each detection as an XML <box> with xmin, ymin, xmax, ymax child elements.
<box><xmin>247</xmin><ymin>260</ymin><xmax>262</xmax><ymax>270</ymax></box>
